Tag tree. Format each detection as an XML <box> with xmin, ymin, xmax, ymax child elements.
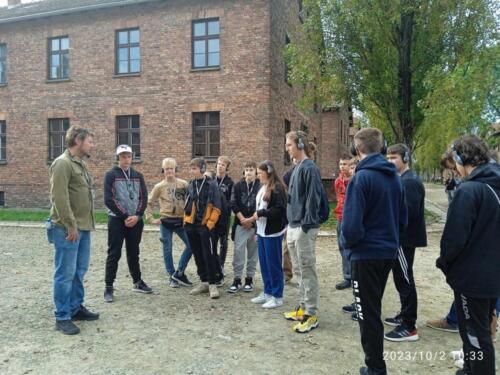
<box><xmin>285</xmin><ymin>0</ymin><xmax>498</xmax><ymax>159</ymax></box>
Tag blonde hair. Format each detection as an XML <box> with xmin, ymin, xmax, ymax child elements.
<box><xmin>217</xmin><ymin>155</ymin><xmax>231</xmax><ymax>168</ymax></box>
<box><xmin>162</xmin><ymin>157</ymin><xmax>177</xmax><ymax>169</ymax></box>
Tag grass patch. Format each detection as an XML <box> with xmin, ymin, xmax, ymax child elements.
<box><xmin>0</xmin><ymin>209</ymin><xmax>109</xmax><ymax>224</ymax></box>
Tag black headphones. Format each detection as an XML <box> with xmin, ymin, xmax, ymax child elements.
<box><xmin>295</xmin><ymin>131</ymin><xmax>306</xmax><ymax>150</ymax></box>
<box><xmin>200</xmin><ymin>159</ymin><xmax>207</xmax><ymax>173</ymax></box>
<box><xmin>402</xmin><ymin>147</ymin><xmax>410</xmax><ymax>164</ymax></box>
<box><xmin>451</xmin><ymin>144</ymin><xmax>464</xmax><ymax>165</ymax></box>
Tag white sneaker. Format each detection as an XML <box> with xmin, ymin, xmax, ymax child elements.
<box><xmin>454</xmin><ymin>358</ymin><xmax>464</xmax><ymax>369</ymax></box>
<box><xmin>449</xmin><ymin>349</ymin><xmax>463</xmax><ymax>361</ymax></box>
<box><xmin>251</xmin><ymin>292</ymin><xmax>271</xmax><ymax>304</ymax></box>
<box><xmin>262</xmin><ymin>297</ymin><xmax>283</xmax><ymax>309</ymax></box>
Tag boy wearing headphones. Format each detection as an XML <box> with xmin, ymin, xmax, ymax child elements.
<box><xmin>145</xmin><ymin>158</ymin><xmax>192</xmax><ymax>288</ymax></box>
<box><xmin>384</xmin><ymin>144</ymin><xmax>427</xmax><ymax>342</ymax></box>
<box><xmin>215</xmin><ymin>156</ymin><xmax>234</xmax><ymax>273</ymax></box>
<box><xmin>340</xmin><ymin>128</ymin><xmax>407</xmax><ymax>375</ymax></box>
<box><xmin>436</xmin><ymin>135</ymin><xmax>500</xmax><ymax>375</ymax></box>
<box><xmin>284</xmin><ymin>130</ymin><xmax>323</xmax><ymax>333</ymax></box>
<box><xmin>228</xmin><ymin>161</ymin><xmax>261</xmax><ymax>293</ymax></box>
<box><xmin>184</xmin><ymin>158</ymin><xmax>223</xmax><ymax>299</ymax></box>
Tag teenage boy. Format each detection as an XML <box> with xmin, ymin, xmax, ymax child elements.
<box><xmin>49</xmin><ymin>126</ymin><xmax>98</xmax><ymax>335</ymax></box>
<box><xmin>334</xmin><ymin>154</ymin><xmax>352</xmax><ymax>290</ymax></box>
<box><xmin>103</xmin><ymin>145</ymin><xmax>150</xmax><ymax>302</ymax></box>
<box><xmin>227</xmin><ymin>162</ymin><xmax>261</xmax><ymax>293</ymax></box>
<box><xmin>340</xmin><ymin>128</ymin><xmax>407</xmax><ymax>375</ymax></box>
<box><xmin>215</xmin><ymin>156</ymin><xmax>234</xmax><ymax>272</ymax></box>
<box><xmin>184</xmin><ymin>158</ymin><xmax>223</xmax><ymax>299</ymax></box>
<box><xmin>436</xmin><ymin>135</ymin><xmax>500</xmax><ymax>375</ymax></box>
<box><xmin>284</xmin><ymin>130</ymin><xmax>323</xmax><ymax>333</ymax></box>
<box><xmin>384</xmin><ymin>144</ymin><xmax>427</xmax><ymax>342</ymax></box>
<box><xmin>145</xmin><ymin>158</ymin><xmax>192</xmax><ymax>288</ymax></box>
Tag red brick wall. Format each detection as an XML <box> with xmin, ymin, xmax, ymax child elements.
<box><xmin>0</xmin><ymin>0</ymin><xmax>272</xmax><ymax>208</ymax></box>
<box><xmin>0</xmin><ymin>0</ymin><xmax>349</xmax><ymax>208</ymax></box>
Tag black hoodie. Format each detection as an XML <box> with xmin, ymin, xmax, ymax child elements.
<box><xmin>437</xmin><ymin>162</ymin><xmax>500</xmax><ymax>298</ymax></box>
<box><xmin>340</xmin><ymin>154</ymin><xmax>407</xmax><ymax>260</ymax></box>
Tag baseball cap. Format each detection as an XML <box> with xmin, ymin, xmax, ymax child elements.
<box><xmin>116</xmin><ymin>144</ymin><xmax>133</xmax><ymax>155</ymax></box>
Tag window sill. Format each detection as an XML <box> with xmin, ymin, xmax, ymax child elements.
<box><xmin>46</xmin><ymin>78</ymin><xmax>71</xmax><ymax>84</ymax></box>
<box><xmin>0</xmin><ymin>160</ymin><xmax>6</xmax><ymax>165</ymax></box>
<box><xmin>113</xmin><ymin>73</ymin><xmax>141</xmax><ymax>78</ymax></box>
<box><xmin>0</xmin><ymin>83</ymin><xmax>7</xmax><ymax>87</ymax></box>
<box><xmin>190</xmin><ymin>67</ymin><xmax>221</xmax><ymax>73</ymax></box>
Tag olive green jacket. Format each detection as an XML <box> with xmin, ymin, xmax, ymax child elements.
<box><xmin>49</xmin><ymin>150</ymin><xmax>95</xmax><ymax>231</ymax></box>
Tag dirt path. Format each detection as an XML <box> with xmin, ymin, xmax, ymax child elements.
<box><xmin>0</xmin><ymin>186</ymin><xmax>497</xmax><ymax>374</ymax></box>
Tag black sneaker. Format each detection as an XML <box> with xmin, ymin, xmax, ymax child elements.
<box><xmin>351</xmin><ymin>312</ymin><xmax>358</xmax><ymax>321</ymax></box>
<box><xmin>133</xmin><ymin>280</ymin><xmax>153</xmax><ymax>294</ymax></box>
<box><xmin>215</xmin><ymin>276</ymin><xmax>225</xmax><ymax>287</ymax></box>
<box><xmin>172</xmin><ymin>271</ymin><xmax>193</xmax><ymax>287</ymax></box>
<box><xmin>243</xmin><ymin>277</ymin><xmax>253</xmax><ymax>292</ymax></box>
<box><xmin>228</xmin><ymin>278</ymin><xmax>242</xmax><ymax>293</ymax></box>
<box><xmin>335</xmin><ymin>280</ymin><xmax>351</xmax><ymax>290</ymax></box>
<box><xmin>384</xmin><ymin>325</ymin><xmax>419</xmax><ymax>342</ymax></box>
<box><xmin>169</xmin><ymin>278</ymin><xmax>180</xmax><ymax>288</ymax></box>
<box><xmin>384</xmin><ymin>313</ymin><xmax>403</xmax><ymax>327</ymax></box>
<box><xmin>342</xmin><ymin>303</ymin><xmax>356</xmax><ymax>314</ymax></box>
<box><xmin>56</xmin><ymin>320</ymin><xmax>80</xmax><ymax>335</ymax></box>
<box><xmin>104</xmin><ymin>286</ymin><xmax>114</xmax><ymax>303</ymax></box>
<box><xmin>72</xmin><ymin>305</ymin><xmax>100</xmax><ymax>321</ymax></box>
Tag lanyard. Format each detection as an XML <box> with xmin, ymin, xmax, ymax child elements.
<box><xmin>217</xmin><ymin>175</ymin><xmax>226</xmax><ymax>188</ymax></box>
<box><xmin>195</xmin><ymin>177</ymin><xmax>206</xmax><ymax>198</ymax></box>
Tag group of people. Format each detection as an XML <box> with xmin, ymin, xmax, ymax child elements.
<box><xmin>46</xmin><ymin>125</ymin><xmax>499</xmax><ymax>375</ymax></box>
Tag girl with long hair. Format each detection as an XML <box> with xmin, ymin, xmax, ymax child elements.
<box><xmin>242</xmin><ymin>160</ymin><xmax>288</xmax><ymax>309</ymax></box>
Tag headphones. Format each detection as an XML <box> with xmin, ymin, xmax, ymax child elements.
<box><xmin>381</xmin><ymin>139</ymin><xmax>388</xmax><ymax>155</ymax></box>
<box><xmin>403</xmin><ymin>151</ymin><xmax>410</xmax><ymax>164</ymax></box>
<box><xmin>297</xmin><ymin>136</ymin><xmax>305</xmax><ymax>150</ymax></box>
<box><xmin>262</xmin><ymin>160</ymin><xmax>274</xmax><ymax>174</ymax></box>
<box><xmin>350</xmin><ymin>143</ymin><xmax>357</xmax><ymax>157</ymax></box>
<box><xmin>199</xmin><ymin>159</ymin><xmax>207</xmax><ymax>173</ymax></box>
<box><xmin>451</xmin><ymin>144</ymin><xmax>464</xmax><ymax>165</ymax></box>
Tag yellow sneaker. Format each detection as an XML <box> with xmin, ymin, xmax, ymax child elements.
<box><xmin>284</xmin><ymin>307</ymin><xmax>305</xmax><ymax>321</ymax></box>
<box><xmin>292</xmin><ymin>315</ymin><xmax>318</xmax><ymax>333</ymax></box>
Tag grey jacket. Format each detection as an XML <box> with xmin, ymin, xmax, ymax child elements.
<box><xmin>286</xmin><ymin>158</ymin><xmax>322</xmax><ymax>229</ymax></box>
<box><xmin>104</xmin><ymin>166</ymin><xmax>148</xmax><ymax>219</ymax></box>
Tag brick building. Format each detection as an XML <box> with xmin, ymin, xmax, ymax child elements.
<box><xmin>0</xmin><ymin>0</ymin><xmax>351</xmax><ymax>208</ymax></box>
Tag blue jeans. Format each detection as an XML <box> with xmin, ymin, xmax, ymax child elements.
<box><xmin>160</xmin><ymin>224</ymin><xmax>192</xmax><ymax>276</ymax></box>
<box><xmin>257</xmin><ymin>235</ymin><xmax>284</xmax><ymax>298</ymax></box>
<box><xmin>53</xmin><ymin>226</ymin><xmax>91</xmax><ymax>321</ymax></box>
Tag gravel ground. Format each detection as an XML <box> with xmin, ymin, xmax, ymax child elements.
<box><xmin>0</xmin><ymin>185</ymin><xmax>497</xmax><ymax>374</ymax></box>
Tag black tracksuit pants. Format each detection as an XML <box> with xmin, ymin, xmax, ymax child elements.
<box><xmin>454</xmin><ymin>291</ymin><xmax>497</xmax><ymax>375</ymax></box>
<box><xmin>217</xmin><ymin>212</ymin><xmax>231</xmax><ymax>267</ymax></box>
<box><xmin>352</xmin><ymin>258</ymin><xmax>394</xmax><ymax>375</ymax></box>
<box><xmin>105</xmin><ymin>216</ymin><xmax>144</xmax><ymax>286</ymax></box>
<box><xmin>185</xmin><ymin>224</ymin><xmax>221</xmax><ymax>285</ymax></box>
<box><xmin>391</xmin><ymin>246</ymin><xmax>418</xmax><ymax>329</ymax></box>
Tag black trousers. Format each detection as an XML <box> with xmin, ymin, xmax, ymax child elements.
<box><xmin>185</xmin><ymin>224</ymin><xmax>221</xmax><ymax>284</ymax></box>
<box><xmin>391</xmin><ymin>246</ymin><xmax>418</xmax><ymax>329</ymax></box>
<box><xmin>454</xmin><ymin>291</ymin><xmax>497</xmax><ymax>375</ymax></box>
<box><xmin>217</xmin><ymin>213</ymin><xmax>231</xmax><ymax>267</ymax></box>
<box><xmin>105</xmin><ymin>217</ymin><xmax>144</xmax><ymax>286</ymax></box>
<box><xmin>352</xmin><ymin>258</ymin><xmax>394</xmax><ymax>375</ymax></box>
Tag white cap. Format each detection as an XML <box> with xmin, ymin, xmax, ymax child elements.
<box><xmin>116</xmin><ymin>144</ymin><xmax>133</xmax><ymax>155</ymax></box>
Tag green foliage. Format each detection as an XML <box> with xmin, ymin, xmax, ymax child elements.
<box><xmin>285</xmin><ymin>0</ymin><xmax>499</xmax><ymax>171</ymax></box>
